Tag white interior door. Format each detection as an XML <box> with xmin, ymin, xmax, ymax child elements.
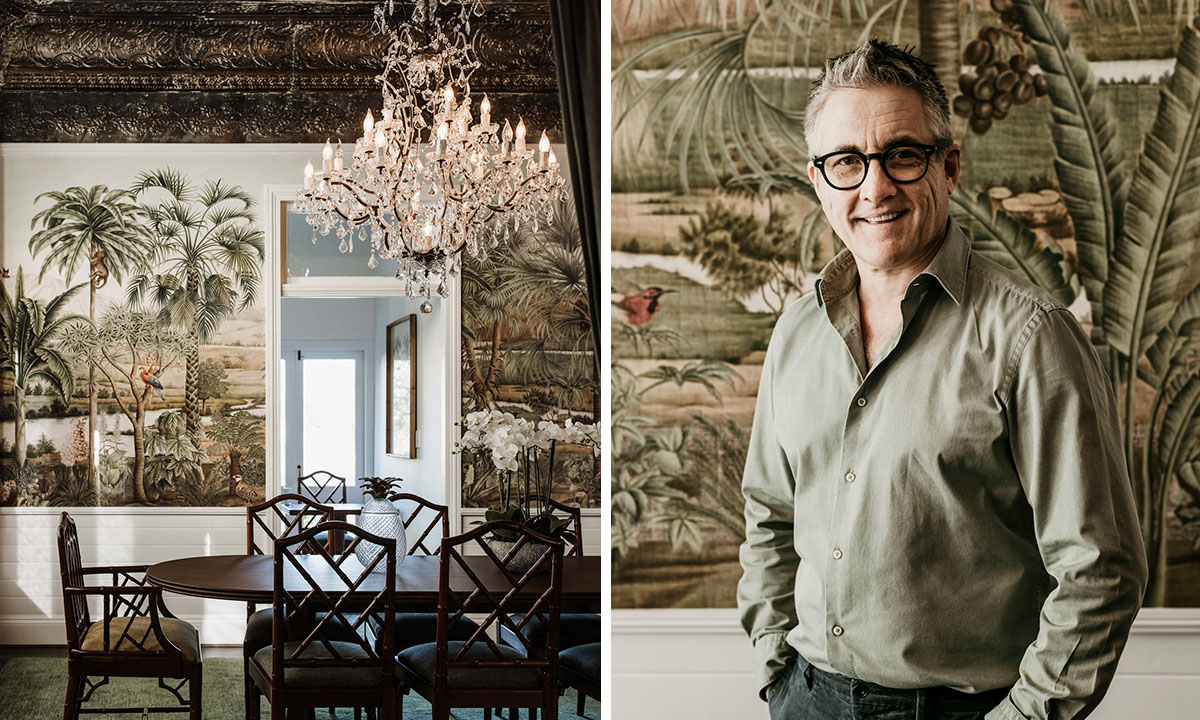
<box><xmin>281</xmin><ymin>346</ymin><xmax>366</xmax><ymax>490</ymax></box>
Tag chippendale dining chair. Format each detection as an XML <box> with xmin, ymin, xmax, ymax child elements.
<box><xmin>246</xmin><ymin>520</ymin><xmax>404</xmax><ymax>720</ymax></box>
<box><xmin>500</xmin><ymin>501</ymin><xmax>596</xmax><ymax>720</ymax></box>
<box><xmin>296</xmin><ymin>466</ymin><xmax>349</xmax><ymax>504</ymax></box>
<box><xmin>396</xmin><ymin>520</ymin><xmax>564</xmax><ymax>720</ymax></box>
<box><xmin>57</xmin><ymin>512</ymin><xmax>202</xmax><ymax>720</ymax></box>
<box><xmin>243</xmin><ymin>493</ymin><xmax>359</xmax><ymax>720</ymax></box>
<box><xmin>501</xmin><ymin>500</ymin><xmax>598</xmax><ymax>653</ymax></box>
<box><xmin>368</xmin><ymin>494</ymin><xmax>480</xmax><ymax>654</ymax></box>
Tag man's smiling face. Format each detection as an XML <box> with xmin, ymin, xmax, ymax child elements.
<box><xmin>806</xmin><ymin>85</ymin><xmax>961</xmax><ymax>276</ymax></box>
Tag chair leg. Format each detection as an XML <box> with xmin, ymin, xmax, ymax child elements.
<box><xmin>432</xmin><ymin>699</ymin><xmax>451</xmax><ymax>720</ymax></box>
<box><xmin>188</xmin><ymin>667</ymin><xmax>202</xmax><ymax>720</ymax></box>
<box><xmin>577</xmin><ymin>689</ymin><xmax>585</xmax><ymax>717</ymax></box>
<box><xmin>62</xmin><ymin>665</ymin><xmax>82</xmax><ymax>720</ymax></box>
<box><xmin>484</xmin><ymin>709</ymin><xmax>492</xmax><ymax>720</ymax></box>
<box><xmin>543</xmin><ymin>694</ymin><xmax>556</xmax><ymax>720</ymax></box>
<box><xmin>509</xmin><ymin>708</ymin><xmax>520</xmax><ymax>720</ymax></box>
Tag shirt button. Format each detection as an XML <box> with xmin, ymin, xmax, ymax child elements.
<box><xmin>856</xmin><ymin>397</ymin><xmax>867</xmax><ymax>407</ymax></box>
<box><xmin>832</xmin><ymin>548</ymin><xmax>843</xmax><ymax>560</ymax></box>
<box><xmin>832</xmin><ymin>624</ymin><xmax>844</xmax><ymax>637</ymax></box>
<box><xmin>844</xmin><ymin>471</ymin><xmax>856</xmax><ymax>483</ymax></box>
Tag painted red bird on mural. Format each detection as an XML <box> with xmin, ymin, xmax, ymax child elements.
<box><xmin>613</xmin><ymin>286</ymin><xmax>676</xmax><ymax>324</ymax></box>
<box><xmin>139</xmin><ymin>364</ymin><xmax>169</xmax><ymax>407</ymax></box>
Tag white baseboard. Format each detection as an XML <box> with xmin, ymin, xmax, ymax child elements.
<box><xmin>613</xmin><ymin>608</ymin><xmax>1200</xmax><ymax>720</ymax></box>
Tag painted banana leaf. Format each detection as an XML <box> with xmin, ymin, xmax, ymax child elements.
<box><xmin>1014</xmin><ymin>0</ymin><xmax>1129</xmax><ymax>348</ymax></box>
<box><xmin>1176</xmin><ymin>461</ymin><xmax>1200</xmax><ymax>550</ymax></box>
<box><xmin>1103</xmin><ymin>21</ymin><xmax>1200</xmax><ymax>369</ymax></box>
<box><xmin>949</xmin><ymin>187</ymin><xmax>1075</xmax><ymax>306</ymax></box>
<box><xmin>1156</xmin><ymin>373</ymin><xmax>1200</xmax><ymax>506</ymax></box>
<box><xmin>1145</xmin><ymin>285</ymin><xmax>1200</xmax><ymax>386</ymax></box>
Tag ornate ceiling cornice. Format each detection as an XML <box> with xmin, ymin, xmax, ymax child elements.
<box><xmin>0</xmin><ymin>1</ymin><xmax>561</xmax><ymax>142</ymax></box>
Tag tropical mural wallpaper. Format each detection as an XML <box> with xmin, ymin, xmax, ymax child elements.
<box><xmin>613</xmin><ymin>0</ymin><xmax>1200</xmax><ymax>607</ymax></box>
<box><xmin>460</xmin><ymin>188</ymin><xmax>601</xmax><ymax>512</ymax></box>
<box><xmin>0</xmin><ymin>167</ymin><xmax>267</xmax><ymax>508</ymax></box>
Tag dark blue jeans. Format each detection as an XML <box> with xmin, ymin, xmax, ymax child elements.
<box><xmin>768</xmin><ymin>657</ymin><xmax>1010</xmax><ymax>720</ymax></box>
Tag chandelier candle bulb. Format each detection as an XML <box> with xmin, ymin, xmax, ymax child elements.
<box><xmin>334</xmin><ymin>140</ymin><xmax>344</xmax><ymax>172</ymax></box>
<box><xmin>538</xmin><ymin>131</ymin><xmax>550</xmax><ymax>169</ymax></box>
<box><xmin>515</xmin><ymin>118</ymin><xmax>526</xmax><ymax>154</ymax></box>
<box><xmin>304</xmin><ymin>160</ymin><xmax>314</xmax><ymax>188</ymax></box>
<box><xmin>480</xmin><ymin>94</ymin><xmax>491</xmax><ymax>127</ymax></box>
<box><xmin>323</xmin><ymin>139</ymin><xmax>333</xmax><ymax>171</ymax></box>
<box><xmin>363</xmin><ymin>109</ymin><xmax>375</xmax><ymax>140</ymax></box>
<box><xmin>501</xmin><ymin>119</ymin><xmax>513</xmax><ymax>157</ymax></box>
<box><xmin>436</xmin><ymin>122</ymin><xmax>448</xmax><ymax>158</ymax></box>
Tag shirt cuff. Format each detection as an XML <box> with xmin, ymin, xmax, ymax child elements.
<box><xmin>753</xmin><ymin>632</ymin><xmax>796</xmax><ymax>701</ymax></box>
<box><xmin>984</xmin><ymin>697</ymin><xmax>1030</xmax><ymax>720</ymax></box>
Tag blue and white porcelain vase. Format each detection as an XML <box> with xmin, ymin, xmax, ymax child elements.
<box><xmin>356</xmin><ymin>495</ymin><xmax>407</xmax><ymax>572</ymax></box>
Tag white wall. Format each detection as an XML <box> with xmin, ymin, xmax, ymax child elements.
<box><xmin>373</xmin><ymin>296</ymin><xmax>447</xmax><ymax>507</ymax></box>
<box><xmin>613</xmin><ymin>608</ymin><xmax>1200</xmax><ymax>719</ymax></box>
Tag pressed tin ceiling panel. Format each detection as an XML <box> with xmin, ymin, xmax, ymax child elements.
<box><xmin>0</xmin><ymin>0</ymin><xmax>561</xmax><ymax>142</ymax></box>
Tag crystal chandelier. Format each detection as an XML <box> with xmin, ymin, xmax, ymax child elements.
<box><xmin>297</xmin><ymin>0</ymin><xmax>566</xmax><ymax>301</ymax></box>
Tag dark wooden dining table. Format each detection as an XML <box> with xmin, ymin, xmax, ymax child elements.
<box><xmin>146</xmin><ymin>554</ymin><xmax>601</xmax><ymax>613</ymax></box>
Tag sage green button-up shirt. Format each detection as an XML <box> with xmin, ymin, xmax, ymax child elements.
<box><xmin>737</xmin><ymin>221</ymin><xmax>1147</xmax><ymax>720</ymax></box>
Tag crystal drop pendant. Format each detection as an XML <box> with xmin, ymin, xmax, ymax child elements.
<box><xmin>367</xmin><ymin>252</ymin><xmax>379</xmax><ymax>269</ymax></box>
<box><xmin>338</xmin><ymin>238</ymin><xmax>349</xmax><ymax>253</ymax></box>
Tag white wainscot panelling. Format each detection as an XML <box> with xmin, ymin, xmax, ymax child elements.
<box><xmin>0</xmin><ymin>509</ymin><xmax>249</xmax><ymax>646</ymax></box>
<box><xmin>613</xmin><ymin>608</ymin><xmax>1200</xmax><ymax>720</ymax></box>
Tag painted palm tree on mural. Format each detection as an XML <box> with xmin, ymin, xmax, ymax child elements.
<box><xmin>0</xmin><ymin>269</ymin><xmax>86</xmax><ymax>467</ymax></box>
<box><xmin>29</xmin><ymin>184</ymin><xmax>153</xmax><ymax>490</ymax></box>
<box><xmin>125</xmin><ymin>169</ymin><xmax>265</xmax><ymax>436</ymax></box>
<box><xmin>505</xmin><ymin>199</ymin><xmax>598</xmax><ymax>414</ymax></box>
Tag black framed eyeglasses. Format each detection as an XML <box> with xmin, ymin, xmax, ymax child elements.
<box><xmin>812</xmin><ymin>139</ymin><xmax>951</xmax><ymax>190</ymax></box>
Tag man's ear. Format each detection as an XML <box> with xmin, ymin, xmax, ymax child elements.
<box><xmin>943</xmin><ymin>144</ymin><xmax>962</xmax><ymax>193</ymax></box>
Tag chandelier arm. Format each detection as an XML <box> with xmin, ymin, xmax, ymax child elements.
<box><xmin>327</xmin><ymin>178</ymin><xmax>385</xmax><ymax>223</ymax></box>
<box><xmin>474</xmin><ymin>173</ymin><xmax>549</xmax><ymax>214</ymax></box>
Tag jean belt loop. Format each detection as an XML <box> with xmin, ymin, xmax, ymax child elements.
<box><xmin>802</xmin><ymin>662</ymin><xmax>814</xmax><ymax>690</ymax></box>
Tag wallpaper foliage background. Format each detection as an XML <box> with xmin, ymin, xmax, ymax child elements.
<box><xmin>1</xmin><ymin>152</ymin><xmax>267</xmax><ymax>508</ymax></box>
<box><xmin>613</xmin><ymin>0</ymin><xmax>1200</xmax><ymax>608</ymax></box>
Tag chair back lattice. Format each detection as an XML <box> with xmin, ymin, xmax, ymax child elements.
<box><xmin>56</xmin><ymin>512</ymin><xmax>184</xmax><ymax>661</ymax></box>
<box><xmin>547</xmin><ymin>498</ymin><xmax>584</xmax><ymax>557</ymax></box>
<box><xmin>394</xmin><ymin>493</ymin><xmax>450</xmax><ymax>556</ymax></box>
<box><xmin>296</xmin><ymin>467</ymin><xmax>348</xmax><ymax>504</ymax></box>
<box><xmin>57</xmin><ymin>512</ymin><xmax>89</xmax><ymax>647</ymax></box>
<box><xmin>270</xmin><ymin>521</ymin><xmax>395</xmax><ymax>683</ymax></box>
<box><xmin>246</xmin><ymin>493</ymin><xmax>334</xmax><ymax>556</ymax></box>
<box><xmin>436</xmin><ymin>521</ymin><xmax>563</xmax><ymax>687</ymax></box>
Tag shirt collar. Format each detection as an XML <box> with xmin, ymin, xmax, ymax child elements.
<box><xmin>814</xmin><ymin>219</ymin><xmax>969</xmax><ymax>308</ymax></box>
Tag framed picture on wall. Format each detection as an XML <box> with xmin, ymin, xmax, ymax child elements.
<box><xmin>386</xmin><ymin>314</ymin><xmax>417</xmax><ymax>458</ymax></box>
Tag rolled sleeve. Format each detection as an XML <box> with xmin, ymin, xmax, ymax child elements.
<box><xmin>1001</xmin><ymin>308</ymin><xmax>1148</xmax><ymax>719</ymax></box>
<box><xmin>737</xmin><ymin>336</ymin><xmax>801</xmax><ymax>700</ymax></box>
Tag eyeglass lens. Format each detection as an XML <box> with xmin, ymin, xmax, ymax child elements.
<box><xmin>823</xmin><ymin>146</ymin><xmax>930</xmax><ymax>189</ymax></box>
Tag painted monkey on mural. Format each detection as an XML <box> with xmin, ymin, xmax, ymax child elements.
<box><xmin>738</xmin><ymin>40</ymin><xmax>1147</xmax><ymax>720</ymax></box>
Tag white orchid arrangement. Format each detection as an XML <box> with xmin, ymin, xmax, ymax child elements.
<box><xmin>454</xmin><ymin>409</ymin><xmax>601</xmax><ymax>540</ymax></box>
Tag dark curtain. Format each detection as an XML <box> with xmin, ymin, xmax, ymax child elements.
<box><xmin>549</xmin><ymin>0</ymin><xmax>601</xmax><ymax>382</ymax></box>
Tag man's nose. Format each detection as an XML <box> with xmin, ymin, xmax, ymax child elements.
<box><xmin>858</xmin><ymin>158</ymin><xmax>897</xmax><ymax>202</ymax></box>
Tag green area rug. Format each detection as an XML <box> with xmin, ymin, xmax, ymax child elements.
<box><xmin>0</xmin><ymin>657</ymin><xmax>599</xmax><ymax>719</ymax></box>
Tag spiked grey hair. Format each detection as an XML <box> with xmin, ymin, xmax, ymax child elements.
<box><xmin>804</xmin><ymin>39</ymin><xmax>952</xmax><ymax>153</ymax></box>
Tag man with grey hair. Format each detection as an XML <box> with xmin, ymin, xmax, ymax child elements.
<box><xmin>738</xmin><ymin>39</ymin><xmax>1146</xmax><ymax>720</ymax></box>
